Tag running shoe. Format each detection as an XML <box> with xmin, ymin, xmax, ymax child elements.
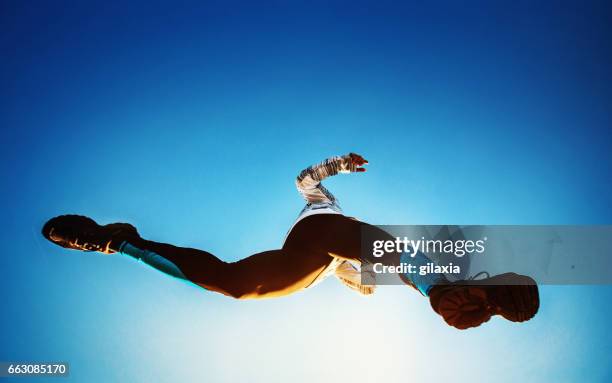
<box><xmin>42</xmin><ymin>215</ymin><xmax>139</xmax><ymax>254</ymax></box>
<box><xmin>428</xmin><ymin>272</ymin><xmax>539</xmax><ymax>330</ymax></box>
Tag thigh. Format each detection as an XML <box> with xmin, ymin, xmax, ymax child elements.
<box><xmin>284</xmin><ymin>214</ymin><xmax>392</xmax><ymax>263</ymax></box>
<box><xmin>225</xmin><ymin>248</ymin><xmax>334</xmax><ymax>298</ymax></box>
<box><xmin>138</xmin><ymin>239</ymin><xmax>334</xmax><ymax>299</ymax></box>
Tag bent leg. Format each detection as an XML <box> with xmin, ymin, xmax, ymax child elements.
<box><xmin>286</xmin><ymin>214</ymin><xmax>445</xmax><ymax>294</ymax></box>
<box><xmin>284</xmin><ymin>214</ymin><xmax>392</xmax><ymax>264</ymax></box>
<box><xmin>121</xmin><ymin>238</ymin><xmax>333</xmax><ymax>299</ymax></box>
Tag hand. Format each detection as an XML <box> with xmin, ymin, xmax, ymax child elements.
<box><xmin>348</xmin><ymin>152</ymin><xmax>368</xmax><ymax>172</ymax></box>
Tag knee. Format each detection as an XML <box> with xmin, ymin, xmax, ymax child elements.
<box><xmin>219</xmin><ymin>273</ymin><xmax>280</xmax><ymax>300</ymax></box>
<box><xmin>214</xmin><ymin>266</ymin><xmax>258</xmax><ymax>300</ymax></box>
<box><xmin>193</xmin><ymin>278</ymin><xmax>253</xmax><ymax>300</ymax></box>
<box><xmin>224</xmin><ymin>286</ymin><xmax>252</xmax><ymax>300</ymax></box>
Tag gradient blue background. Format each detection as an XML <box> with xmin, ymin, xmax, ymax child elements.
<box><xmin>2</xmin><ymin>1</ymin><xmax>612</xmax><ymax>382</ymax></box>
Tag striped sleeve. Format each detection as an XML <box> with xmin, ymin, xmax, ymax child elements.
<box><xmin>295</xmin><ymin>155</ymin><xmax>357</xmax><ymax>204</ymax></box>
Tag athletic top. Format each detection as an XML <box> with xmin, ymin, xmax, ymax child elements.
<box><xmin>287</xmin><ymin>154</ymin><xmax>375</xmax><ymax>295</ymax></box>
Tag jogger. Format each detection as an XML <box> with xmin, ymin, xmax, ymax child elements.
<box><xmin>42</xmin><ymin>153</ymin><xmax>539</xmax><ymax>329</ymax></box>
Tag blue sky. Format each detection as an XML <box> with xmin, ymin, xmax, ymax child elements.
<box><xmin>1</xmin><ymin>1</ymin><xmax>611</xmax><ymax>382</ymax></box>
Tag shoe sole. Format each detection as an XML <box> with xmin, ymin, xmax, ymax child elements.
<box><xmin>435</xmin><ymin>286</ymin><xmax>492</xmax><ymax>329</ymax></box>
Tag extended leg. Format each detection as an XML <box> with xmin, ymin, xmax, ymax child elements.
<box><xmin>121</xmin><ymin>238</ymin><xmax>333</xmax><ymax>299</ymax></box>
<box><xmin>42</xmin><ymin>214</ymin><xmax>334</xmax><ymax>299</ymax></box>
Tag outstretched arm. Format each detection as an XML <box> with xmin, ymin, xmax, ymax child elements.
<box><xmin>295</xmin><ymin>153</ymin><xmax>368</xmax><ymax>204</ymax></box>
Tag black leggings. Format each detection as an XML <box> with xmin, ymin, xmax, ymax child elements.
<box><xmin>127</xmin><ymin>214</ymin><xmax>390</xmax><ymax>299</ymax></box>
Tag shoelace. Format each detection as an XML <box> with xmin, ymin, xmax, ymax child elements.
<box><xmin>72</xmin><ymin>238</ymin><xmax>97</xmax><ymax>251</ymax></box>
<box><xmin>469</xmin><ymin>271</ymin><xmax>490</xmax><ymax>280</ymax></box>
<box><xmin>468</xmin><ymin>271</ymin><xmax>498</xmax><ymax>312</ymax></box>
<box><xmin>70</xmin><ymin>230</ymin><xmax>110</xmax><ymax>252</ymax></box>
